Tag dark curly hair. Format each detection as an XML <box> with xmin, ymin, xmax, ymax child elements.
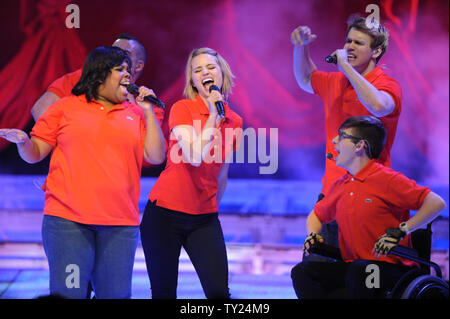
<box><xmin>72</xmin><ymin>46</ymin><xmax>132</xmax><ymax>102</ymax></box>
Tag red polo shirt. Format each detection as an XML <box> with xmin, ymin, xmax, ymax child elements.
<box><xmin>31</xmin><ymin>95</ymin><xmax>147</xmax><ymax>226</ymax></box>
<box><xmin>149</xmin><ymin>94</ymin><xmax>243</xmax><ymax>214</ymax></box>
<box><xmin>47</xmin><ymin>69</ymin><xmax>82</xmax><ymax>98</ymax></box>
<box><xmin>311</xmin><ymin>66</ymin><xmax>402</xmax><ymax>195</ymax></box>
<box><xmin>44</xmin><ymin>69</ymin><xmax>165</xmax><ymax>163</ymax></box>
<box><xmin>314</xmin><ymin>160</ymin><xmax>430</xmax><ymax>266</ymax></box>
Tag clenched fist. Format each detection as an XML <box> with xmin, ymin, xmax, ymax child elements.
<box><xmin>291</xmin><ymin>26</ymin><xmax>317</xmax><ymax>46</ymax></box>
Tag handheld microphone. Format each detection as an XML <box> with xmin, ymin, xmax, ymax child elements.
<box><xmin>124</xmin><ymin>83</ymin><xmax>165</xmax><ymax>109</ymax></box>
<box><xmin>325</xmin><ymin>55</ymin><xmax>337</xmax><ymax>64</ymax></box>
<box><xmin>326</xmin><ymin>153</ymin><xmax>334</xmax><ymax>160</ymax></box>
<box><xmin>209</xmin><ymin>85</ymin><xmax>225</xmax><ymax>118</ymax></box>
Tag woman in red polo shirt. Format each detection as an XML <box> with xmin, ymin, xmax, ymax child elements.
<box><xmin>140</xmin><ymin>47</ymin><xmax>243</xmax><ymax>299</ymax></box>
<box><xmin>0</xmin><ymin>46</ymin><xmax>165</xmax><ymax>298</ymax></box>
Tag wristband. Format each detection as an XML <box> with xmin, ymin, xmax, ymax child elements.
<box><xmin>399</xmin><ymin>222</ymin><xmax>410</xmax><ymax>235</ymax></box>
<box><xmin>385</xmin><ymin>227</ymin><xmax>406</xmax><ymax>241</ymax></box>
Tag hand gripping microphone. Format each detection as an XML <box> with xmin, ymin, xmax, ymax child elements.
<box><xmin>208</xmin><ymin>85</ymin><xmax>225</xmax><ymax>118</ymax></box>
<box><xmin>124</xmin><ymin>83</ymin><xmax>165</xmax><ymax>109</ymax></box>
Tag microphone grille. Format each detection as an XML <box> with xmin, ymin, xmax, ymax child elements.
<box><xmin>325</xmin><ymin>56</ymin><xmax>337</xmax><ymax>64</ymax></box>
<box><xmin>209</xmin><ymin>85</ymin><xmax>221</xmax><ymax>93</ymax></box>
<box><xmin>125</xmin><ymin>83</ymin><xmax>139</xmax><ymax>95</ymax></box>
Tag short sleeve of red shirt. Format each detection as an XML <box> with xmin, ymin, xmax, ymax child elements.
<box><xmin>386</xmin><ymin>172</ymin><xmax>431</xmax><ymax>211</ymax></box>
<box><xmin>169</xmin><ymin>100</ymin><xmax>195</xmax><ymax>129</ymax></box>
<box><xmin>30</xmin><ymin>98</ymin><xmax>65</xmax><ymax>146</ymax></box>
<box><xmin>47</xmin><ymin>69</ymin><xmax>82</xmax><ymax>98</ymax></box>
<box><xmin>313</xmin><ymin>177</ymin><xmax>344</xmax><ymax>223</ymax></box>
<box><xmin>377</xmin><ymin>77</ymin><xmax>402</xmax><ymax>117</ymax></box>
<box><xmin>310</xmin><ymin>70</ymin><xmax>330</xmax><ymax>100</ymax></box>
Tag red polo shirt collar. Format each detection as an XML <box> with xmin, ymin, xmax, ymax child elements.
<box><xmin>78</xmin><ymin>94</ymin><xmax>129</xmax><ymax>111</ymax></box>
<box><xmin>345</xmin><ymin>159</ymin><xmax>378</xmax><ymax>182</ymax></box>
<box><xmin>363</xmin><ymin>66</ymin><xmax>384</xmax><ymax>83</ymax></box>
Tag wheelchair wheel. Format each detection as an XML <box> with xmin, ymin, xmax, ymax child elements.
<box><xmin>401</xmin><ymin>275</ymin><xmax>449</xmax><ymax>299</ymax></box>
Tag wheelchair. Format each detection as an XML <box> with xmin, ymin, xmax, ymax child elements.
<box><xmin>309</xmin><ymin>223</ymin><xmax>449</xmax><ymax>299</ymax></box>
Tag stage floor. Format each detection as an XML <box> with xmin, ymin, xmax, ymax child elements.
<box><xmin>1</xmin><ymin>211</ymin><xmax>448</xmax><ymax>299</ymax></box>
<box><xmin>0</xmin><ymin>242</ymin><xmax>300</xmax><ymax>299</ymax></box>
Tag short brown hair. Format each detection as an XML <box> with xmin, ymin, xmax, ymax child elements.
<box><xmin>339</xmin><ymin>115</ymin><xmax>387</xmax><ymax>159</ymax></box>
<box><xmin>346</xmin><ymin>14</ymin><xmax>389</xmax><ymax>63</ymax></box>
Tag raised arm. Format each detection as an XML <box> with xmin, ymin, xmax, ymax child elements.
<box><xmin>333</xmin><ymin>49</ymin><xmax>396</xmax><ymax>117</ymax></box>
<box><xmin>172</xmin><ymin>112</ymin><xmax>219</xmax><ymax>167</ymax></box>
<box><xmin>172</xmin><ymin>91</ymin><xmax>222</xmax><ymax>167</ymax></box>
<box><xmin>291</xmin><ymin>26</ymin><xmax>318</xmax><ymax>94</ymax></box>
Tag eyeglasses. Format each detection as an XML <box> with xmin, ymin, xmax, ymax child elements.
<box><xmin>337</xmin><ymin>130</ymin><xmax>361</xmax><ymax>142</ymax></box>
<box><xmin>337</xmin><ymin>130</ymin><xmax>373</xmax><ymax>159</ymax></box>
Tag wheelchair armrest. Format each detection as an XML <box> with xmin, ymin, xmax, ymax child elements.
<box><xmin>390</xmin><ymin>245</ymin><xmax>442</xmax><ymax>278</ymax></box>
<box><xmin>309</xmin><ymin>242</ymin><xmax>343</xmax><ymax>261</ymax></box>
<box><xmin>390</xmin><ymin>245</ymin><xmax>419</xmax><ymax>259</ymax></box>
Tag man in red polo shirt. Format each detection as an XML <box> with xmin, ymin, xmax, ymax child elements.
<box><xmin>290</xmin><ymin>116</ymin><xmax>446</xmax><ymax>299</ymax></box>
<box><xmin>291</xmin><ymin>14</ymin><xmax>402</xmax><ymax>249</ymax></box>
<box><xmin>30</xmin><ymin>33</ymin><xmax>151</xmax><ymax>121</ymax></box>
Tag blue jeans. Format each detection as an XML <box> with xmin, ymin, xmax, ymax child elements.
<box><xmin>41</xmin><ymin>215</ymin><xmax>139</xmax><ymax>299</ymax></box>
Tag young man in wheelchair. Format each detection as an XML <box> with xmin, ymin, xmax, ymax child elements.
<box><xmin>291</xmin><ymin>115</ymin><xmax>447</xmax><ymax>299</ymax></box>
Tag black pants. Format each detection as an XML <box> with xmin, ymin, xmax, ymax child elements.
<box><xmin>291</xmin><ymin>259</ymin><xmax>412</xmax><ymax>299</ymax></box>
<box><xmin>140</xmin><ymin>200</ymin><xmax>230</xmax><ymax>299</ymax></box>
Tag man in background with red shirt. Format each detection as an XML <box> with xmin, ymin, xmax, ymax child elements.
<box><xmin>290</xmin><ymin>116</ymin><xmax>446</xmax><ymax>298</ymax></box>
<box><xmin>291</xmin><ymin>15</ymin><xmax>402</xmax><ymax>250</ymax></box>
<box><xmin>30</xmin><ymin>33</ymin><xmax>149</xmax><ymax>121</ymax></box>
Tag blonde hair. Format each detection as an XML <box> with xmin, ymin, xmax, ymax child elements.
<box><xmin>183</xmin><ymin>47</ymin><xmax>235</xmax><ymax>100</ymax></box>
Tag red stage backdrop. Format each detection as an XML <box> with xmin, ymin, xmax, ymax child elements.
<box><xmin>0</xmin><ymin>0</ymin><xmax>448</xmax><ymax>185</ymax></box>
